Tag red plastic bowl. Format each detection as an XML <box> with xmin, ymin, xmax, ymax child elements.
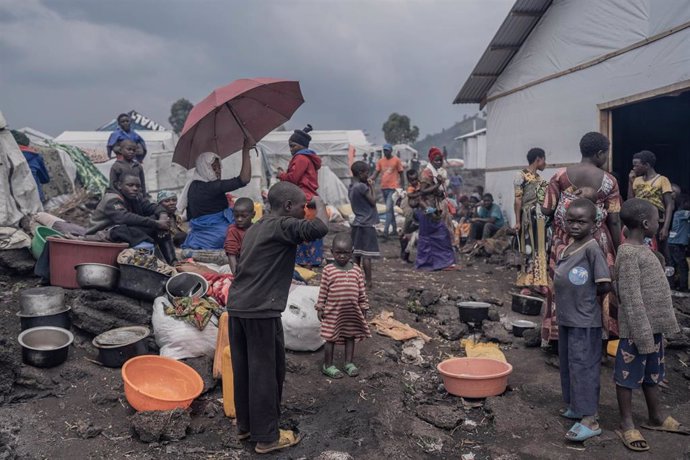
<box><xmin>122</xmin><ymin>355</ymin><xmax>204</xmax><ymax>412</ymax></box>
<box><xmin>437</xmin><ymin>357</ymin><xmax>513</xmax><ymax>398</ymax></box>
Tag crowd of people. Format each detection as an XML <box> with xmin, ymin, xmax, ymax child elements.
<box><xmin>511</xmin><ymin>131</ymin><xmax>685</xmax><ymax>449</ymax></box>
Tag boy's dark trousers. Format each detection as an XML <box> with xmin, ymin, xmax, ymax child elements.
<box><xmin>229</xmin><ymin>317</ymin><xmax>286</xmax><ymax>443</ymax></box>
<box><xmin>668</xmin><ymin>243</ymin><xmax>689</xmax><ymax>291</ymax></box>
<box><xmin>558</xmin><ymin>326</ymin><xmax>601</xmax><ymax>417</ymax></box>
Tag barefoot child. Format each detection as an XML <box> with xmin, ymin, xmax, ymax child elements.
<box><xmin>614</xmin><ymin>198</ymin><xmax>685</xmax><ymax>452</ymax></box>
<box><xmin>224</xmin><ymin>197</ymin><xmax>255</xmax><ymax>274</ymax></box>
<box><xmin>349</xmin><ymin>161</ymin><xmax>380</xmax><ymax>288</ymax></box>
<box><xmin>226</xmin><ymin>182</ymin><xmax>329</xmax><ymax>454</ymax></box>
<box><xmin>553</xmin><ymin>198</ymin><xmax>611</xmax><ymax>442</ymax></box>
<box><xmin>315</xmin><ymin>234</ymin><xmax>371</xmax><ymax>378</ymax></box>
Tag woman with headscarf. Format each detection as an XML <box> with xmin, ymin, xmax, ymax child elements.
<box><xmin>177</xmin><ymin>139</ymin><xmax>251</xmax><ymax>249</ymax></box>
<box><xmin>414</xmin><ymin>147</ymin><xmax>456</xmax><ymax>271</ymax></box>
<box><xmin>277</xmin><ymin>125</ymin><xmax>324</xmax><ymax>267</ymax></box>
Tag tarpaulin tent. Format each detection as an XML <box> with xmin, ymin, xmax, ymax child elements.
<box><xmin>96</xmin><ymin>110</ymin><xmax>168</xmax><ymax>132</ymax></box>
<box><xmin>0</xmin><ymin>111</ymin><xmax>42</xmax><ymax>226</ymax></box>
<box><xmin>54</xmin><ymin>130</ymin><xmax>178</xmax><ymax>163</ymax></box>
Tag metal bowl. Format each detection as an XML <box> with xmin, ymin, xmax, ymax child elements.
<box><xmin>18</xmin><ymin>326</ymin><xmax>74</xmax><ymax>368</ymax></box>
<box><xmin>19</xmin><ymin>286</ymin><xmax>65</xmax><ymax>316</ymax></box>
<box><xmin>166</xmin><ymin>272</ymin><xmax>208</xmax><ymax>300</ymax></box>
<box><xmin>75</xmin><ymin>263</ymin><xmax>120</xmax><ymax>291</ymax></box>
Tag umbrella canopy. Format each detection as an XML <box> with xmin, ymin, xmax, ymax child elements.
<box><xmin>173</xmin><ymin>78</ymin><xmax>304</xmax><ymax>168</ymax></box>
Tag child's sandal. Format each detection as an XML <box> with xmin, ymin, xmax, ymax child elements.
<box><xmin>322</xmin><ymin>365</ymin><xmax>344</xmax><ymax>379</ymax></box>
<box><xmin>343</xmin><ymin>362</ymin><xmax>359</xmax><ymax>377</ymax></box>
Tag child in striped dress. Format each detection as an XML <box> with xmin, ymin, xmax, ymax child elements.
<box><xmin>315</xmin><ymin>233</ymin><xmax>371</xmax><ymax>378</ymax></box>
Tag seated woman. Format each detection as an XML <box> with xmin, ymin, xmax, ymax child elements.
<box><xmin>177</xmin><ymin>140</ymin><xmax>251</xmax><ymax>249</ymax></box>
<box><xmin>157</xmin><ymin>190</ymin><xmax>187</xmax><ymax>247</ymax></box>
<box><xmin>86</xmin><ymin>173</ymin><xmax>177</xmax><ymax>264</ymax></box>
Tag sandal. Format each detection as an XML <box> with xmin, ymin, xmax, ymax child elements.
<box><xmin>343</xmin><ymin>362</ymin><xmax>359</xmax><ymax>377</ymax></box>
<box><xmin>559</xmin><ymin>408</ymin><xmax>582</xmax><ymax>420</ymax></box>
<box><xmin>640</xmin><ymin>416</ymin><xmax>690</xmax><ymax>435</ymax></box>
<box><xmin>255</xmin><ymin>429</ymin><xmax>301</xmax><ymax>454</ymax></box>
<box><xmin>616</xmin><ymin>429</ymin><xmax>649</xmax><ymax>452</ymax></box>
<box><xmin>565</xmin><ymin>422</ymin><xmax>601</xmax><ymax>442</ymax></box>
<box><xmin>322</xmin><ymin>365</ymin><xmax>344</xmax><ymax>379</ymax></box>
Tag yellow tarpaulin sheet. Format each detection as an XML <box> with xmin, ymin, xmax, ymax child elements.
<box><xmin>370</xmin><ymin>310</ymin><xmax>431</xmax><ymax>342</ymax></box>
<box><xmin>294</xmin><ymin>266</ymin><xmax>317</xmax><ymax>282</ymax></box>
<box><xmin>461</xmin><ymin>338</ymin><xmax>507</xmax><ymax>363</ymax></box>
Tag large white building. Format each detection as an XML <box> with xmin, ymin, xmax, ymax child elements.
<box><xmin>455</xmin><ymin>0</ymin><xmax>690</xmax><ymax>223</ymax></box>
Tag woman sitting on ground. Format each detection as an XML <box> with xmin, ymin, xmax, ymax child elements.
<box><xmin>86</xmin><ymin>173</ymin><xmax>177</xmax><ymax>264</ymax></box>
<box><xmin>177</xmin><ymin>139</ymin><xmax>251</xmax><ymax>249</ymax></box>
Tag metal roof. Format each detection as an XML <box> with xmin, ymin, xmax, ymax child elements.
<box><xmin>455</xmin><ymin>128</ymin><xmax>487</xmax><ymax>140</ymax></box>
<box><xmin>453</xmin><ymin>0</ymin><xmax>552</xmax><ymax>105</ymax></box>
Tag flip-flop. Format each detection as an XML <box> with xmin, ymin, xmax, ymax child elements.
<box><xmin>615</xmin><ymin>429</ymin><xmax>649</xmax><ymax>452</ymax></box>
<box><xmin>565</xmin><ymin>422</ymin><xmax>602</xmax><ymax>442</ymax></box>
<box><xmin>640</xmin><ymin>416</ymin><xmax>690</xmax><ymax>435</ymax></box>
<box><xmin>343</xmin><ymin>362</ymin><xmax>359</xmax><ymax>377</ymax></box>
<box><xmin>255</xmin><ymin>429</ymin><xmax>301</xmax><ymax>454</ymax></box>
<box><xmin>322</xmin><ymin>365</ymin><xmax>344</xmax><ymax>379</ymax></box>
<box><xmin>559</xmin><ymin>408</ymin><xmax>582</xmax><ymax>420</ymax></box>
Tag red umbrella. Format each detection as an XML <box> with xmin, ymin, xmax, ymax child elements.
<box><xmin>173</xmin><ymin>78</ymin><xmax>304</xmax><ymax>168</ymax></box>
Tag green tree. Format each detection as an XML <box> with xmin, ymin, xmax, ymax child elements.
<box><xmin>168</xmin><ymin>98</ymin><xmax>194</xmax><ymax>134</ymax></box>
<box><xmin>382</xmin><ymin>113</ymin><xmax>419</xmax><ymax>144</ymax></box>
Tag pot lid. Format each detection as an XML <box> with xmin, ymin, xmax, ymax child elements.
<box><xmin>512</xmin><ymin>320</ymin><xmax>537</xmax><ymax>328</ymax></box>
<box><xmin>457</xmin><ymin>301</ymin><xmax>491</xmax><ymax>308</ymax></box>
<box><xmin>94</xmin><ymin>326</ymin><xmax>150</xmax><ymax>347</ymax></box>
<box><xmin>16</xmin><ymin>306</ymin><xmax>71</xmax><ymax>318</ymax></box>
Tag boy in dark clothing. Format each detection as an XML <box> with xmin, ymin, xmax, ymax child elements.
<box><xmin>668</xmin><ymin>195</ymin><xmax>690</xmax><ymax>293</ymax></box>
<box><xmin>224</xmin><ymin>197</ymin><xmax>255</xmax><ymax>274</ymax></box>
<box><xmin>349</xmin><ymin>161</ymin><xmax>380</xmax><ymax>287</ymax></box>
<box><xmin>109</xmin><ymin>139</ymin><xmax>147</xmax><ymax>196</ymax></box>
<box><xmin>226</xmin><ymin>182</ymin><xmax>328</xmax><ymax>454</ymax></box>
<box><xmin>87</xmin><ymin>174</ymin><xmax>176</xmax><ymax>264</ymax></box>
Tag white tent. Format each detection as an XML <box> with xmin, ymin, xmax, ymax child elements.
<box><xmin>18</xmin><ymin>127</ymin><xmax>54</xmax><ymax>145</ymax></box>
<box><xmin>258</xmin><ymin>129</ymin><xmax>371</xmax><ymax>185</ymax></box>
<box><xmin>54</xmin><ymin>130</ymin><xmax>178</xmax><ymax>162</ymax></box>
<box><xmin>454</xmin><ymin>0</ymin><xmax>690</xmax><ymax>224</ymax></box>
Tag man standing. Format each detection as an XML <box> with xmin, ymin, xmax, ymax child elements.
<box><xmin>470</xmin><ymin>193</ymin><xmax>505</xmax><ymax>240</ymax></box>
<box><xmin>370</xmin><ymin>143</ymin><xmax>404</xmax><ymax>239</ymax></box>
<box><xmin>107</xmin><ymin>113</ymin><xmax>147</xmax><ymax>162</ymax></box>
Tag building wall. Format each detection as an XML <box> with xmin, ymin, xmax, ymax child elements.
<box><xmin>481</xmin><ymin>0</ymin><xmax>690</xmax><ymax>224</ymax></box>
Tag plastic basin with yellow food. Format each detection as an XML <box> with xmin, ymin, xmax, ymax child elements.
<box><xmin>122</xmin><ymin>355</ymin><xmax>204</xmax><ymax>411</ymax></box>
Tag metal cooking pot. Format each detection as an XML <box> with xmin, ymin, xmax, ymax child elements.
<box><xmin>18</xmin><ymin>326</ymin><xmax>74</xmax><ymax>368</ymax></box>
<box><xmin>19</xmin><ymin>286</ymin><xmax>65</xmax><ymax>316</ymax></box>
<box><xmin>512</xmin><ymin>320</ymin><xmax>537</xmax><ymax>337</ymax></box>
<box><xmin>511</xmin><ymin>294</ymin><xmax>544</xmax><ymax>316</ymax></box>
<box><xmin>75</xmin><ymin>263</ymin><xmax>119</xmax><ymax>291</ymax></box>
<box><xmin>17</xmin><ymin>306</ymin><xmax>71</xmax><ymax>331</ymax></box>
<box><xmin>116</xmin><ymin>265</ymin><xmax>170</xmax><ymax>301</ymax></box>
<box><xmin>166</xmin><ymin>272</ymin><xmax>208</xmax><ymax>300</ymax></box>
<box><xmin>92</xmin><ymin>326</ymin><xmax>150</xmax><ymax>368</ymax></box>
<box><xmin>457</xmin><ymin>301</ymin><xmax>490</xmax><ymax>324</ymax></box>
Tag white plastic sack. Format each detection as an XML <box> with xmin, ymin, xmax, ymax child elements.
<box><xmin>282</xmin><ymin>286</ymin><xmax>324</xmax><ymax>352</ymax></box>
<box><xmin>151</xmin><ymin>296</ymin><xmax>218</xmax><ymax>360</ymax></box>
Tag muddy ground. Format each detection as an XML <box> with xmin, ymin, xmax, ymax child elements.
<box><xmin>1</xmin><ymin>232</ymin><xmax>690</xmax><ymax>460</ymax></box>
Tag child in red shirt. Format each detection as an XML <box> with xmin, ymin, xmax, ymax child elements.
<box><xmin>224</xmin><ymin>197</ymin><xmax>255</xmax><ymax>274</ymax></box>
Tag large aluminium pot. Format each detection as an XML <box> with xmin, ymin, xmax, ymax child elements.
<box><xmin>17</xmin><ymin>306</ymin><xmax>71</xmax><ymax>331</ymax></box>
<box><xmin>75</xmin><ymin>263</ymin><xmax>119</xmax><ymax>291</ymax></box>
<box><xmin>116</xmin><ymin>265</ymin><xmax>170</xmax><ymax>301</ymax></box>
<box><xmin>456</xmin><ymin>301</ymin><xmax>490</xmax><ymax>324</ymax></box>
<box><xmin>92</xmin><ymin>326</ymin><xmax>150</xmax><ymax>368</ymax></box>
<box><xmin>18</xmin><ymin>326</ymin><xmax>74</xmax><ymax>368</ymax></box>
<box><xmin>19</xmin><ymin>286</ymin><xmax>65</xmax><ymax>316</ymax></box>
<box><xmin>511</xmin><ymin>294</ymin><xmax>544</xmax><ymax>316</ymax></box>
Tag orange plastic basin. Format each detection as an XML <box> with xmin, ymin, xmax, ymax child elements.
<box><xmin>121</xmin><ymin>355</ymin><xmax>204</xmax><ymax>411</ymax></box>
<box><xmin>437</xmin><ymin>357</ymin><xmax>513</xmax><ymax>398</ymax></box>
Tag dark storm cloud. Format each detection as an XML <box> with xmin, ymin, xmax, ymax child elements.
<box><xmin>0</xmin><ymin>0</ymin><xmax>512</xmax><ymax>140</ymax></box>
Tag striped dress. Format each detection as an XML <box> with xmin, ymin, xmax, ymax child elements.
<box><xmin>315</xmin><ymin>263</ymin><xmax>371</xmax><ymax>344</ymax></box>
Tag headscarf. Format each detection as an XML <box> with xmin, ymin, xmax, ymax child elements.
<box><xmin>428</xmin><ymin>146</ymin><xmax>443</xmax><ymax>162</ymax></box>
<box><xmin>157</xmin><ymin>190</ymin><xmax>177</xmax><ymax>203</ymax></box>
<box><xmin>177</xmin><ymin>152</ymin><xmax>221</xmax><ymax>213</ymax></box>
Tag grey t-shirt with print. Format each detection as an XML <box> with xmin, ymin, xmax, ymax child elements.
<box><xmin>554</xmin><ymin>239</ymin><xmax>611</xmax><ymax>328</ymax></box>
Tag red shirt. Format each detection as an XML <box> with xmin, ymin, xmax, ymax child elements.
<box><xmin>224</xmin><ymin>224</ymin><xmax>247</xmax><ymax>257</ymax></box>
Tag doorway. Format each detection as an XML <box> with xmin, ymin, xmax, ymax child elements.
<box><xmin>600</xmin><ymin>83</ymin><xmax>690</xmax><ymax>198</ymax></box>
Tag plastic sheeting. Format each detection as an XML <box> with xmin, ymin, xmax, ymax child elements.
<box><xmin>0</xmin><ymin>111</ymin><xmax>42</xmax><ymax>226</ymax></box>
<box><xmin>317</xmin><ymin>166</ymin><xmax>350</xmax><ymax>207</ymax></box>
<box><xmin>479</xmin><ymin>0</ymin><xmax>690</xmax><ymax>225</ymax></box>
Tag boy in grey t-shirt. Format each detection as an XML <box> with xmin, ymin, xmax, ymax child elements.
<box><xmin>554</xmin><ymin>199</ymin><xmax>612</xmax><ymax>442</ymax></box>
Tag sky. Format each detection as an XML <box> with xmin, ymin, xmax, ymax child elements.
<box><xmin>0</xmin><ymin>0</ymin><xmax>513</xmax><ymax>142</ymax></box>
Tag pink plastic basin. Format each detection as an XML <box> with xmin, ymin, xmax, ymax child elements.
<box><xmin>437</xmin><ymin>357</ymin><xmax>513</xmax><ymax>398</ymax></box>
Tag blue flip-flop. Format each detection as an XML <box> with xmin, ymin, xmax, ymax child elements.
<box><xmin>565</xmin><ymin>422</ymin><xmax>602</xmax><ymax>442</ymax></box>
<box><xmin>560</xmin><ymin>408</ymin><xmax>582</xmax><ymax>420</ymax></box>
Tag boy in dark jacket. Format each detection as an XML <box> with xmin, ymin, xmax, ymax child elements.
<box><xmin>109</xmin><ymin>139</ymin><xmax>147</xmax><ymax>196</ymax></box>
<box><xmin>87</xmin><ymin>173</ymin><xmax>176</xmax><ymax>264</ymax></box>
<box><xmin>226</xmin><ymin>181</ymin><xmax>328</xmax><ymax>454</ymax></box>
